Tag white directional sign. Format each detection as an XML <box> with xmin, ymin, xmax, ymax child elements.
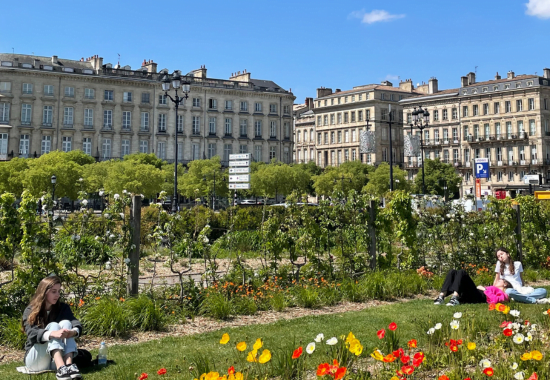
<box><xmin>229</xmin><ymin>183</ymin><xmax>251</xmax><ymax>190</ymax></box>
<box><xmin>229</xmin><ymin>160</ymin><xmax>250</xmax><ymax>167</ymax></box>
<box><xmin>229</xmin><ymin>167</ymin><xmax>250</xmax><ymax>174</ymax></box>
<box><xmin>229</xmin><ymin>175</ymin><xmax>250</xmax><ymax>182</ymax></box>
<box><xmin>229</xmin><ymin>153</ymin><xmax>251</xmax><ymax>160</ymax></box>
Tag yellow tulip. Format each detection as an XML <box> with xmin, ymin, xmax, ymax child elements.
<box><xmin>220</xmin><ymin>333</ymin><xmax>230</xmax><ymax>345</ymax></box>
<box><xmin>345</xmin><ymin>332</ymin><xmax>356</xmax><ymax>343</ymax></box>
<box><xmin>236</xmin><ymin>342</ymin><xmax>247</xmax><ymax>352</ymax></box>
<box><xmin>350</xmin><ymin>342</ymin><xmax>363</xmax><ymax>356</ymax></box>
<box><xmin>370</xmin><ymin>349</ymin><xmax>384</xmax><ymax>361</ymax></box>
<box><xmin>246</xmin><ymin>349</ymin><xmax>258</xmax><ymax>362</ymax></box>
<box><xmin>521</xmin><ymin>352</ymin><xmax>533</xmax><ymax>361</ymax></box>
<box><xmin>503</xmin><ymin>306</ymin><xmax>510</xmax><ymax>314</ymax></box>
<box><xmin>234</xmin><ymin>373</ymin><xmax>243</xmax><ymax>380</ymax></box>
<box><xmin>205</xmin><ymin>372</ymin><xmax>220</xmax><ymax>380</ymax></box>
<box><xmin>467</xmin><ymin>342</ymin><xmax>476</xmax><ymax>350</ymax></box>
<box><xmin>259</xmin><ymin>349</ymin><xmax>272</xmax><ymax>364</ymax></box>
<box><xmin>531</xmin><ymin>350</ymin><xmax>543</xmax><ymax>361</ymax></box>
<box><xmin>391</xmin><ymin>377</ymin><xmax>400</xmax><ymax>380</ymax></box>
<box><xmin>253</xmin><ymin>338</ymin><xmax>263</xmax><ymax>350</ymax></box>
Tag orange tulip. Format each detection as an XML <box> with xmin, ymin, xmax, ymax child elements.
<box><xmin>292</xmin><ymin>347</ymin><xmax>303</xmax><ymax>359</ymax></box>
<box><xmin>317</xmin><ymin>363</ymin><xmax>330</xmax><ymax>376</ymax></box>
<box><xmin>483</xmin><ymin>367</ymin><xmax>494</xmax><ymax>376</ymax></box>
<box><xmin>334</xmin><ymin>367</ymin><xmax>347</xmax><ymax>380</ymax></box>
<box><xmin>401</xmin><ymin>365</ymin><xmax>415</xmax><ymax>375</ymax></box>
<box><xmin>408</xmin><ymin>339</ymin><xmax>417</xmax><ymax>348</ymax></box>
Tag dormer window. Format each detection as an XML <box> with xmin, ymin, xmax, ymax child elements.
<box><xmin>527</xmin><ymin>81</ymin><xmax>533</xmax><ymax>86</ymax></box>
<box><xmin>516</xmin><ymin>82</ymin><xmax>521</xmax><ymax>88</ymax></box>
<box><xmin>493</xmin><ymin>86</ymin><xmax>499</xmax><ymax>91</ymax></box>
<box><xmin>504</xmin><ymin>84</ymin><xmax>510</xmax><ymax>89</ymax></box>
<box><xmin>482</xmin><ymin>87</ymin><xmax>488</xmax><ymax>93</ymax></box>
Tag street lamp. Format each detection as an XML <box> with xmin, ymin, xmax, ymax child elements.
<box><xmin>51</xmin><ymin>175</ymin><xmax>57</xmax><ymax>211</ymax></box>
<box><xmin>203</xmin><ymin>170</ymin><xmax>224</xmax><ymax>211</ymax></box>
<box><xmin>410</xmin><ymin>105</ymin><xmax>430</xmax><ymax>194</ymax></box>
<box><xmin>162</xmin><ymin>71</ymin><xmax>191</xmax><ymax>213</ymax></box>
<box><xmin>388</xmin><ymin>104</ymin><xmax>395</xmax><ymax>192</ymax></box>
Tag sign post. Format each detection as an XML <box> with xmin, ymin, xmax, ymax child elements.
<box><xmin>474</xmin><ymin>158</ymin><xmax>489</xmax><ymax>201</ymax></box>
<box><xmin>229</xmin><ymin>153</ymin><xmax>251</xmax><ymax>203</ymax></box>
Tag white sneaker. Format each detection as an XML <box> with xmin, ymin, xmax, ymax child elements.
<box><xmin>536</xmin><ymin>298</ymin><xmax>550</xmax><ymax>304</ymax></box>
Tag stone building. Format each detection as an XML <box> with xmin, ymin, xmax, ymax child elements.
<box><xmin>0</xmin><ymin>53</ymin><xmax>295</xmax><ymax>165</ymax></box>
<box><xmin>293</xmin><ymin>97</ymin><xmax>315</xmax><ymax>163</ymax></box>
<box><xmin>400</xmin><ymin>71</ymin><xmax>550</xmax><ymax>197</ymax></box>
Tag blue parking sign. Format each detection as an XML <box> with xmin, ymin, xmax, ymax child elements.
<box><xmin>475</xmin><ymin>158</ymin><xmax>489</xmax><ymax>179</ymax></box>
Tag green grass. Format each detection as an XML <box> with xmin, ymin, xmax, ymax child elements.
<box><xmin>2</xmin><ymin>289</ymin><xmax>549</xmax><ymax>379</ymax></box>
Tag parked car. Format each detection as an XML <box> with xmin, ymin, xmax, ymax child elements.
<box><xmin>238</xmin><ymin>199</ymin><xmax>259</xmax><ymax>205</ymax></box>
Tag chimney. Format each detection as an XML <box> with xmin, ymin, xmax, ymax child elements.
<box><xmin>335</xmin><ymin>89</ymin><xmax>341</xmax><ymax>93</ymax></box>
<box><xmin>495</xmin><ymin>72</ymin><xmax>501</xmax><ymax>80</ymax></box>
<box><xmin>191</xmin><ymin>65</ymin><xmax>207</xmax><ymax>78</ymax></box>
<box><xmin>51</xmin><ymin>55</ymin><xmax>58</xmax><ymax>64</ymax></box>
<box><xmin>33</xmin><ymin>59</ymin><xmax>40</xmax><ymax>67</ymax></box>
<box><xmin>90</xmin><ymin>55</ymin><xmax>104</xmax><ymax>71</ymax></box>
<box><xmin>230</xmin><ymin>69</ymin><xmax>250</xmax><ymax>82</ymax></box>
<box><xmin>381</xmin><ymin>80</ymin><xmax>393</xmax><ymax>87</ymax></box>
<box><xmin>143</xmin><ymin>59</ymin><xmax>157</xmax><ymax>73</ymax></box>
<box><xmin>467</xmin><ymin>72</ymin><xmax>476</xmax><ymax>85</ymax></box>
<box><xmin>316</xmin><ymin>87</ymin><xmax>333</xmax><ymax>98</ymax></box>
<box><xmin>544</xmin><ymin>68</ymin><xmax>550</xmax><ymax>79</ymax></box>
<box><xmin>428</xmin><ymin>77</ymin><xmax>438</xmax><ymax>94</ymax></box>
<box><xmin>461</xmin><ymin>76</ymin><xmax>469</xmax><ymax>87</ymax></box>
<box><xmin>507</xmin><ymin>71</ymin><xmax>515</xmax><ymax>79</ymax></box>
<box><xmin>399</xmin><ymin>79</ymin><xmax>413</xmax><ymax>92</ymax></box>
<box><xmin>305</xmin><ymin>97</ymin><xmax>314</xmax><ymax>109</ymax></box>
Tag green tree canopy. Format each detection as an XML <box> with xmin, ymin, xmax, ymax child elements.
<box><xmin>179</xmin><ymin>157</ymin><xmax>227</xmax><ymax>198</ymax></box>
<box><xmin>363</xmin><ymin>162</ymin><xmax>410</xmax><ymax>197</ymax></box>
<box><xmin>103</xmin><ymin>160</ymin><xmax>164</xmax><ymax>197</ymax></box>
<box><xmin>412</xmin><ymin>159</ymin><xmax>462</xmax><ymax>197</ymax></box>
<box><xmin>0</xmin><ymin>158</ymin><xmax>30</xmax><ymax>197</ymax></box>
<box><xmin>251</xmin><ymin>162</ymin><xmax>310</xmax><ymax>199</ymax></box>
<box><xmin>312</xmin><ymin>161</ymin><xmax>371</xmax><ymax>197</ymax></box>
<box><xmin>123</xmin><ymin>153</ymin><xmax>165</xmax><ymax>169</ymax></box>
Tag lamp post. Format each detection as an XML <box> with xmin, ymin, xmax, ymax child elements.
<box><xmin>388</xmin><ymin>104</ymin><xmax>394</xmax><ymax>191</ymax></box>
<box><xmin>203</xmin><ymin>170</ymin><xmax>224</xmax><ymax>211</ymax></box>
<box><xmin>162</xmin><ymin>71</ymin><xmax>191</xmax><ymax>213</ymax></box>
<box><xmin>410</xmin><ymin>106</ymin><xmax>430</xmax><ymax>194</ymax></box>
<box><xmin>51</xmin><ymin>175</ymin><xmax>57</xmax><ymax>212</ymax></box>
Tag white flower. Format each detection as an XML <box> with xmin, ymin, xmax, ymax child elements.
<box><xmin>511</xmin><ymin>322</ymin><xmax>521</xmax><ymax>331</ymax></box>
<box><xmin>99</xmin><ymin>190</ymin><xmax>105</xmax><ymax>196</ymax></box>
<box><xmin>453</xmin><ymin>312</ymin><xmax>462</xmax><ymax>319</ymax></box>
<box><xmin>530</xmin><ymin>324</ymin><xmax>536</xmax><ymax>331</ymax></box>
<box><xmin>202</xmin><ymin>236</ymin><xmax>209</xmax><ymax>244</ymax></box>
<box><xmin>95</xmin><ymin>236</ymin><xmax>100</xmax><ymax>240</ymax></box>
<box><xmin>427</xmin><ymin>328</ymin><xmax>435</xmax><ymax>335</ymax></box>
<box><xmin>124</xmin><ymin>258</ymin><xmax>131</xmax><ymax>264</ymax></box>
<box><xmin>512</xmin><ymin>333</ymin><xmax>524</xmax><ymax>344</ymax></box>
<box><xmin>479</xmin><ymin>359</ymin><xmax>492</xmax><ymax>368</ymax></box>
<box><xmin>114</xmin><ymin>193</ymin><xmax>120</xmax><ymax>200</ymax></box>
<box><xmin>450</xmin><ymin>320</ymin><xmax>460</xmax><ymax>330</ymax></box>
<box><xmin>42</xmin><ymin>205</ymin><xmax>48</xmax><ymax>211</ymax></box>
<box><xmin>514</xmin><ymin>372</ymin><xmax>525</xmax><ymax>380</ymax></box>
<box><xmin>123</xmin><ymin>189</ymin><xmax>127</xmax><ymax>194</ymax></box>
<box><xmin>525</xmin><ymin>332</ymin><xmax>533</xmax><ymax>342</ymax></box>
<box><xmin>119</xmin><ymin>213</ymin><xmax>125</xmax><ymax>219</ymax></box>
<box><xmin>306</xmin><ymin>342</ymin><xmax>315</xmax><ymax>354</ymax></box>
<box><xmin>434</xmin><ymin>323</ymin><xmax>442</xmax><ymax>330</ymax></box>
<box><xmin>109</xmin><ymin>234</ymin><xmax>115</xmax><ymax>239</ymax></box>
<box><xmin>104</xmin><ymin>213</ymin><xmax>110</xmax><ymax>219</ymax></box>
<box><xmin>511</xmin><ymin>362</ymin><xmax>518</xmax><ymax>370</ymax></box>
<box><xmin>81</xmin><ymin>199</ymin><xmax>88</xmax><ymax>206</ymax></box>
<box><xmin>510</xmin><ymin>310</ymin><xmax>520</xmax><ymax>317</ymax></box>
<box><xmin>469</xmin><ymin>232</ymin><xmax>474</xmax><ymax>237</ymax></box>
<box><xmin>326</xmin><ymin>337</ymin><xmax>338</xmax><ymax>346</ymax></box>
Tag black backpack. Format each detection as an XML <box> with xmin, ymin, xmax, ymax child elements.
<box><xmin>73</xmin><ymin>349</ymin><xmax>93</xmax><ymax>368</ymax></box>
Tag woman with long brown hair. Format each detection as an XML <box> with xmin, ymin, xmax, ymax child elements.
<box><xmin>22</xmin><ymin>275</ymin><xmax>83</xmax><ymax>380</ymax></box>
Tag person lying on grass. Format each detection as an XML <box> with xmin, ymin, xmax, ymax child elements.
<box><xmin>22</xmin><ymin>275</ymin><xmax>83</xmax><ymax>380</ymax></box>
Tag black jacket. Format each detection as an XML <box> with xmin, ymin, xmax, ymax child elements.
<box><xmin>22</xmin><ymin>302</ymin><xmax>82</xmax><ymax>357</ymax></box>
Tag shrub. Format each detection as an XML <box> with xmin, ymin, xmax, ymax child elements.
<box><xmin>0</xmin><ymin>314</ymin><xmax>26</xmax><ymax>349</ymax></box>
<box><xmin>81</xmin><ymin>298</ymin><xmax>130</xmax><ymax>337</ymax></box>
<box><xmin>124</xmin><ymin>295</ymin><xmax>166</xmax><ymax>331</ymax></box>
<box><xmin>319</xmin><ymin>285</ymin><xmax>342</xmax><ymax>306</ymax></box>
<box><xmin>293</xmin><ymin>286</ymin><xmax>322</xmax><ymax>309</ymax></box>
<box><xmin>232</xmin><ymin>296</ymin><xmax>257</xmax><ymax>315</ymax></box>
<box><xmin>270</xmin><ymin>292</ymin><xmax>287</xmax><ymax>312</ymax></box>
<box><xmin>200</xmin><ymin>292</ymin><xmax>232</xmax><ymax>320</ymax></box>
<box><xmin>340</xmin><ymin>278</ymin><xmax>367</xmax><ymax>303</ymax></box>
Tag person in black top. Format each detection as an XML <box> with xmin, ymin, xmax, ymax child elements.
<box><xmin>21</xmin><ymin>275</ymin><xmax>83</xmax><ymax>380</ymax></box>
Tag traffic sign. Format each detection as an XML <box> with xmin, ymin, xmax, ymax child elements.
<box><xmin>229</xmin><ymin>175</ymin><xmax>250</xmax><ymax>182</ymax></box>
<box><xmin>229</xmin><ymin>167</ymin><xmax>250</xmax><ymax>174</ymax></box>
<box><xmin>229</xmin><ymin>183</ymin><xmax>251</xmax><ymax>190</ymax></box>
<box><xmin>229</xmin><ymin>160</ymin><xmax>250</xmax><ymax>167</ymax></box>
<box><xmin>229</xmin><ymin>153</ymin><xmax>251</xmax><ymax>160</ymax></box>
<box><xmin>475</xmin><ymin>158</ymin><xmax>489</xmax><ymax>179</ymax></box>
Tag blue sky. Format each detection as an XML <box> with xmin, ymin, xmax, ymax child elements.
<box><xmin>2</xmin><ymin>0</ymin><xmax>550</xmax><ymax>103</ymax></box>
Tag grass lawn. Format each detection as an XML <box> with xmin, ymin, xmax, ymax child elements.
<box><xmin>2</xmin><ymin>292</ymin><xmax>549</xmax><ymax>379</ymax></box>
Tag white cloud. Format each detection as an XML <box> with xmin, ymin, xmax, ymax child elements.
<box><xmin>350</xmin><ymin>9</ymin><xmax>405</xmax><ymax>24</ymax></box>
<box><xmin>384</xmin><ymin>74</ymin><xmax>399</xmax><ymax>81</ymax></box>
<box><xmin>526</xmin><ymin>0</ymin><xmax>550</xmax><ymax>19</ymax></box>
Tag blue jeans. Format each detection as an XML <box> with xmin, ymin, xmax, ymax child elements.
<box><xmin>506</xmin><ymin>288</ymin><xmax>547</xmax><ymax>304</ymax></box>
<box><xmin>25</xmin><ymin>320</ymin><xmax>77</xmax><ymax>371</ymax></box>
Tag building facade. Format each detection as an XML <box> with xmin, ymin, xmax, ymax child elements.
<box><xmin>0</xmin><ymin>53</ymin><xmax>295</xmax><ymax>165</ymax></box>
<box><xmin>308</xmin><ymin>81</ymin><xmax>421</xmax><ymax>168</ymax></box>
<box><xmin>293</xmin><ymin>97</ymin><xmax>315</xmax><ymax>163</ymax></box>
<box><xmin>401</xmin><ymin>71</ymin><xmax>550</xmax><ymax>197</ymax></box>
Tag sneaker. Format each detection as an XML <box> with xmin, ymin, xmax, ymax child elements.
<box><xmin>56</xmin><ymin>365</ymin><xmax>72</xmax><ymax>380</ymax></box>
<box><xmin>68</xmin><ymin>364</ymin><xmax>82</xmax><ymax>379</ymax></box>
<box><xmin>434</xmin><ymin>296</ymin><xmax>445</xmax><ymax>305</ymax></box>
<box><xmin>446</xmin><ymin>296</ymin><xmax>460</xmax><ymax>306</ymax></box>
<box><xmin>536</xmin><ymin>298</ymin><xmax>550</xmax><ymax>304</ymax></box>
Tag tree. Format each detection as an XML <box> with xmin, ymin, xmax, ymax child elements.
<box><xmin>179</xmin><ymin>157</ymin><xmax>227</xmax><ymax>198</ymax></box>
<box><xmin>251</xmin><ymin>162</ymin><xmax>310</xmax><ymax>199</ymax></box>
<box><xmin>103</xmin><ymin>160</ymin><xmax>164</xmax><ymax>197</ymax></box>
<box><xmin>363</xmin><ymin>162</ymin><xmax>410</xmax><ymax>197</ymax></box>
<box><xmin>82</xmin><ymin>160</ymin><xmax>113</xmax><ymax>193</ymax></box>
<box><xmin>312</xmin><ymin>161</ymin><xmax>371</xmax><ymax>197</ymax></box>
<box><xmin>123</xmin><ymin>153</ymin><xmax>165</xmax><ymax>169</ymax></box>
<box><xmin>412</xmin><ymin>159</ymin><xmax>462</xmax><ymax>198</ymax></box>
<box><xmin>0</xmin><ymin>158</ymin><xmax>30</xmax><ymax>197</ymax></box>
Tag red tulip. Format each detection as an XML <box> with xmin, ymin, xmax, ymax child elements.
<box><xmin>527</xmin><ymin>373</ymin><xmax>538</xmax><ymax>380</ymax></box>
<box><xmin>401</xmin><ymin>365</ymin><xmax>415</xmax><ymax>375</ymax></box>
<box><xmin>438</xmin><ymin>375</ymin><xmax>449</xmax><ymax>380</ymax></box>
<box><xmin>400</xmin><ymin>355</ymin><xmax>410</xmax><ymax>364</ymax></box>
<box><xmin>408</xmin><ymin>339</ymin><xmax>417</xmax><ymax>348</ymax></box>
<box><xmin>334</xmin><ymin>367</ymin><xmax>347</xmax><ymax>380</ymax></box>
<box><xmin>377</xmin><ymin>329</ymin><xmax>386</xmax><ymax>339</ymax></box>
<box><xmin>389</xmin><ymin>322</ymin><xmax>397</xmax><ymax>331</ymax></box>
<box><xmin>317</xmin><ymin>363</ymin><xmax>330</xmax><ymax>376</ymax></box>
<box><xmin>292</xmin><ymin>346</ymin><xmax>303</xmax><ymax>359</ymax></box>
<box><xmin>138</xmin><ymin>374</ymin><xmax>148</xmax><ymax>380</ymax></box>
<box><xmin>483</xmin><ymin>367</ymin><xmax>494</xmax><ymax>376</ymax></box>
<box><xmin>228</xmin><ymin>366</ymin><xmax>235</xmax><ymax>375</ymax></box>
<box><xmin>503</xmin><ymin>328</ymin><xmax>513</xmax><ymax>337</ymax></box>
<box><xmin>157</xmin><ymin>368</ymin><xmax>167</xmax><ymax>375</ymax></box>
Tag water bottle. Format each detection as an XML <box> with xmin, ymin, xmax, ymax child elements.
<box><xmin>98</xmin><ymin>342</ymin><xmax>108</xmax><ymax>365</ymax></box>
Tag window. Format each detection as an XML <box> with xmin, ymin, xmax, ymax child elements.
<box><xmin>19</xmin><ymin>135</ymin><xmax>29</xmax><ymax>157</ymax></box>
<box><xmin>269</xmin><ymin>146</ymin><xmax>276</xmax><ymax>160</ymax></box>
<box><xmin>452</xmin><ymin>128</ymin><xmax>458</xmax><ymax>141</ymax></box>
<box><xmin>484</xmin><ymin>123</ymin><xmax>490</xmax><ymax>137</ymax></box>
<box><xmin>545</xmin><ymin>99</ymin><xmax>548</xmax><ymax>110</ymax></box>
<box><xmin>209</xmin><ymin>117</ymin><xmax>217</xmax><ymax>135</ymax></box>
<box><xmin>483</xmin><ymin>103</ymin><xmax>489</xmax><ymax>115</ymax></box>
<box><xmin>382</xmin><ymin>127</ymin><xmax>388</xmax><ymax>140</ymax></box>
<box><xmin>343</xmin><ymin>113</ymin><xmax>349</xmax><ymax>123</ymax></box>
<box><xmin>21</xmin><ymin>104</ymin><xmax>32</xmax><ymax>124</ymax></box>
<box><xmin>63</xmin><ymin>107</ymin><xmax>74</xmax><ymax>126</ymax></box>
<box><xmin>351</xmin><ymin>112</ymin><xmax>356</xmax><ymax>122</ymax></box>
<box><xmin>505</xmin><ymin>101</ymin><xmax>511</xmax><ymax>113</ymax></box>
<box><xmin>495</xmin><ymin>122</ymin><xmax>501</xmax><ymax>137</ymax></box>
<box><xmin>506</xmin><ymin>121</ymin><xmax>512</xmax><ymax>138</ymax></box>
<box><xmin>225</xmin><ymin>118</ymin><xmax>232</xmax><ymax>135</ymax></box>
<box><xmin>177</xmin><ymin>115</ymin><xmax>183</xmax><ymax>132</ymax></box>
<box><xmin>494</xmin><ymin>102</ymin><xmax>500</xmax><ymax>114</ymax></box>
<box><xmin>83</xmin><ymin>138</ymin><xmax>92</xmax><ymax>155</ymax></box>
<box><xmin>433</xmin><ymin>110</ymin><xmax>439</xmax><ymax>121</ymax></box>
<box><xmin>141</xmin><ymin>92</ymin><xmax>150</xmax><ymax>103</ymax></box>
<box><xmin>518</xmin><ymin>120</ymin><xmax>524</xmax><ymax>133</ymax></box>
<box><xmin>193</xmin><ymin>98</ymin><xmax>201</xmax><ymax>107</ymax></box>
<box><xmin>207</xmin><ymin>143</ymin><xmax>216</xmax><ymax>158</ymax></box>
<box><xmin>345</xmin><ymin>130</ymin><xmax>349</xmax><ymax>143</ymax></box>
<box><xmin>358</xmin><ymin>110</ymin><xmax>363</xmax><ymax>121</ymax></box>
<box><xmin>83</xmin><ymin>109</ymin><xmax>93</xmax><ymax>127</ymax></box>
<box><xmin>337</xmin><ymin>131</ymin><xmax>342</xmax><ymax>143</ymax></box>
<box><xmin>528</xmin><ymin>98</ymin><xmax>535</xmax><ymax>110</ymax></box>
<box><xmin>158</xmin><ymin>114</ymin><xmax>166</xmax><ymax>132</ymax></box>
<box><xmin>240</xmin><ymin>119</ymin><xmax>247</xmax><ymax>137</ymax></box>
<box><xmin>473</xmin><ymin>105</ymin><xmax>479</xmax><ymax>116</ymax></box>
<box><xmin>239</xmin><ymin>144</ymin><xmax>247</xmax><ymax>154</ymax></box>
<box><xmin>318</xmin><ymin>133</ymin><xmax>322</xmax><ymax>145</ymax></box>
<box><xmin>0</xmin><ymin>82</ymin><xmax>12</xmax><ymax>92</ymax></box>
<box><xmin>192</xmin><ymin>116</ymin><xmax>200</xmax><ymax>134</ymax></box>
<box><xmin>337</xmin><ymin>113</ymin><xmax>342</xmax><ymax>124</ymax></box>
<box><xmin>381</xmin><ymin>109</ymin><xmax>388</xmax><ymax>121</ymax></box>
<box><xmin>122</xmin><ymin>111</ymin><xmax>131</xmax><ymax>129</ymax></box>
<box><xmin>270</xmin><ymin>104</ymin><xmax>277</xmax><ymax>114</ymax></box>
<box><xmin>62</xmin><ymin>136</ymin><xmax>72</xmax><ymax>152</ymax></box>
<box><xmin>104</xmin><ymin>90</ymin><xmax>113</xmax><ymax>101</ymax></box>
<box><xmin>157</xmin><ymin>142</ymin><xmax>166</xmax><ymax>160</ymax></box>
<box><xmin>225</xmin><ymin>100</ymin><xmax>233</xmax><ymax>110</ymax></box>
<box><xmin>508</xmin><ymin>172</ymin><xmax>514</xmax><ymax>182</ymax></box>
<box><xmin>462</xmin><ymin>106</ymin><xmax>469</xmax><ymax>117</ymax></box>
<box><xmin>497</xmin><ymin>171</ymin><xmax>503</xmax><ymax>182</ymax></box>
<box><xmin>255</xmin><ymin>121</ymin><xmax>262</xmax><ymax>137</ymax></box>
<box><xmin>352</xmin><ymin>129</ymin><xmax>356</xmax><ymax>142</ymax></box>
<box><xmin>140</xmin><ymin>112</ymin><xmax>149</xmax><ymax>131</ymax></box>
<box><xmin>139</xmin><ymin>140</ymin><xmax>148</xmax><ymax>154</ymax></box>
<box><xmin>42</xmin><ymin>106</ymin><xmax>52</xmax><ymax>125</ymax></box>
<box><xmin>254</xmin><ymin>145</ymin><xmax>262</xmax><ymax>162</ymax></box>
<box><xmin>123</xmin><ymin>92</ymin><xmax>132</xmax><ymax>102</ymax></box>
<box><xmin>209</xmin><ymin>99</ymin><xmax>217</xmax><ymax>109</ymax></box>
<box><xmin>516</xmin><ymin>100</ymin><xmax>523</xmax><ymax>112</ymax></box>
<box><xmin>44</xmin><ymin>85</ymin><xmax>54</xmax><ymax>96</ymax></box>
<box><xmin>192</xmin><ymin>143</ymin><xmax>200</xmax><ymax>160</ymax></box>
<box><xmin>529</xmin><ymin>119</ymin><xmax>535</xmax><ymax>135</ymax></box>
<box><xmin>434</xmin><ymin>130</ymin><xmax>440</xmax><ymax>142</ymax></box>
<box><xmin>254</xmin><ymin>102</ymin><xmax>262</xmax><ymax>112</ymax></box>
<box><xmin>121</xmin><ymin>139</ymin><xmax>130</xmax><ymax>157</ymax></box>
<box><xmin>223</xmin><ymin>144</ymin><xmax>232</xmax><ymax>162</ymax></box>
<box><xmin>285</xmin><ymin>122</ymin><xmax>291</xmax><ymax>139</ymax></box>
<box><xmin>22</xmin><ymin>83</ymin><xmax>33</xmax><ymax>94</ymax></box>
<box><xmin>158</xmin><ymin>94</ymin><xmax>167</xmax><ymax>105</ymax></box>
<box><xmin>323</xmin><ymin>115</ymin><xmax>328</xmax><ymax>125</ymax></box>
<box><xmin>443</xmin><ymin>129</ymin><xmax>449</xmax><ymax>141</ymax></box>
<box><xmin>64</xmin><ymin>87</ymin><xmax>74</xmax><ymax>97</ymax></box>
<box><xmin>41</xmin><ymin>136</ymin><xmax>51</xmax><ymax>155</ymax></box>
<box><xmin>442</xmin><ymin>109</ymin><xmax>448</xmax><ymax>120</ymax></box>
<box><xmin>317</xmin><ymin>116</ymin><xmax>322</xmax><ymax>126</ymax></box>
<box><xmin>240</xmin><ymin>101</ymin><xmax>248</xmax><ymax>112</ymax></box>
<box><xmin>283</xmin><ymin>105</ymin><xmax>291</xmax><ymax>114</ymax></box>
<box><xmin>270</xmin><ymin>121</ymin><xmax>277</xmax><ymax>138</ymax></box>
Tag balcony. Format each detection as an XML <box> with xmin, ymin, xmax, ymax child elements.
<box><xmin>453</xmin><ymin>161</ymin><xmax>462</xmax><ymax>167</ymax></box>
<box><xmin>532</xmin><ymin>159</ymin><xmax>539</xmax><ymax>165</ymax></box>
<box><xmin>466</xmin><ymin>133</ymin><xmax>529</xmax><ymax>144</ymax></box>
<box><xmin>103</xmin><ymin>124</ymin><xmax>113</xmax><ymax>130</ymax></box>
<box><xmin>83</xmin><ymin>124</ymin><xmax>94</xmax><ymax>130</ymax></box>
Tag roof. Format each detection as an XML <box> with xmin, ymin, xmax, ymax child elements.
<box><xmin>400</xmin><ymin>88</ymin><xmax>460</xmax><ymax>102</ymax></box>
<box><xmin>464</xmin><ymin>74</ymin><xmax>538</xmax><ymax>88</ymax></box>
<box><xmin>316</xmin><ymin>84</ymin><xmax>422</xmax><ymax>100</ymax></box>
<box><xmin>0</xmin><ymin>53</ymin><xmax>93</xmax><ymax>70</ymax></box>
<box><xmin>250</xmin><ymin>78</ymin><xmax>283</xmax><ymax>91</ymax></box>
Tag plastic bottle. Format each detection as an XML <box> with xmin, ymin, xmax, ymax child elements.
<box><xmin>98</xmin><ymin>342</ymin><xmax>108</xmax><ymax>365</ymax></box>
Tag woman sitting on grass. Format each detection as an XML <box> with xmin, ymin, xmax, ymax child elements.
<box><xmin>493</xmin><ymin>247</ymin><xmax>549</xmax><ymax>304</ymax></box>
<box><xmin>22</xmin><ymin>275</ymin><xmax>83</xmax><ymax>380</ymax></box>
